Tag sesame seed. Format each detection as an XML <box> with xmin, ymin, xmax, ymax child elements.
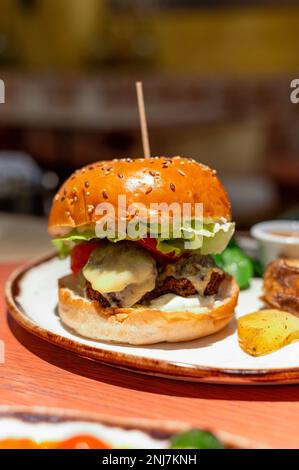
<box><xmin>66</xmin><ymin>210</ymin><xmax>71</xmax><ymax>217</ymax></box>
<box><xmin>70</xmin><ymin>195</ymin><xmax>78</xmax><ymax>204</ymax></box>
<box><xmin>149</xmin><ymin>171</ymin><xmax>156</xmax><ymax>177</ymax></box>
<box><xmin>54</xmin><ymin>194</ymin><xmax>59</xmax><ymax>201</ymax></box>
<box><xmin>118</xmin><ymin>172</ymin><xmax>123</xmax><ymax>179</ymax></box>
<box><xmin>102</xmin><ymin>190</ymin><xmax>108</xmax><ymax>199</ymax></box>
<box><xmin>84</xmin><ymin>181</ymin><xmax>89</xmax><ymax>188</ymax></box>
<box><xmin>146</xmin><ymin>187</ymin><xmax>152</xmax><ymax>194</ymax></box>
<box><xmin>178</xmin><ymin>169</ymin><xmax>186</xmax><ymax>176</ymax></box>
<box><xmin>86</xmin><ymin>191</ymin><xmax>91</xmax><ymax>197</ymax></box>
<box><xmin>170</xmin><ymin>183</ymin><xmax>176</xmax><ymax>192</ymax></box>
<box><xmin>87</xmin><ymin>205</ymin><xmax>94</xmax><ymax>214</ymax></box>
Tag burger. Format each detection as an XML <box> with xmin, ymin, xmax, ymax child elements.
<box><xmin>48</xmin><ymin>156</ymin><xmax>238</xmax><ymax>345</ymax></box>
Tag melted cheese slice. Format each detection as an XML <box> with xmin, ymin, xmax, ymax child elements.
<box><xmin>83</xmin><ymin>243</ymin><xmax>157</xmax><ymax>300</ymax></box>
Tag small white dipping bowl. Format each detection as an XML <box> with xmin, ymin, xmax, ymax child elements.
<box><xmin>251</xmin><ymin>220</ymin><xmax>299</xmax><ymax>268</ymax></box>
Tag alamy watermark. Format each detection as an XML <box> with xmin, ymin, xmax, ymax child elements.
<box><xmin>290</xmin><ymin>79</ymin><xmax>299</xmax><ymax>104</ymax></box>
<box><xmin>94</xmin><ymin>195</ymin><xmax>203</xmax><ymax>248</ymax></box>
<box><xmin>0</xmin><ymin>79</ymin><xmax>4</xmax><ymax>103</ymax></box>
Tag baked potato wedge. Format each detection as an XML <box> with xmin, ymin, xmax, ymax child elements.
<box><xmin>238</xmin><ymin>309</ymin><xmax>299</xmax><ymax>356</ymax></box>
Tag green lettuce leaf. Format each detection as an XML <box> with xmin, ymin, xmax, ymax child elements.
<box><xmin>52</xmin><ymin>229</ymin><xmax>96</xmax><ymax>258</ymax></box>
<box><xmin>52</xmin><ymin>220</ymin><xmax>235</xmax><ymax>258</ymax></box>
<box><xmin>156</xmin><ymin>221</ymin><xmax>234</xmax><ymax>257</ymax></box>
<box><xmin>156</xmin><ymin>238</ymin><xmax>185</xmax><ymax>257</ymax></box>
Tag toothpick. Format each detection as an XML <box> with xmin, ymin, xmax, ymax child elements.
<box><xmin>136</xmin><ymin>81</ymin><xmax>151</xmax><ymax>158</ymax></box>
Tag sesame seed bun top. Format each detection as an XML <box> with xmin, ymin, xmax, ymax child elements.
<box><xmin>48</xmin><ymin>156</ymin><xmax>232</xmax><ymax>237</ymax></box>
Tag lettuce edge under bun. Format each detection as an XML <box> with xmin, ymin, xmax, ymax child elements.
<box><xmin>52</xmin><ymin>220</ymin><xmax>235</xmax><ymax>259</ymax></box>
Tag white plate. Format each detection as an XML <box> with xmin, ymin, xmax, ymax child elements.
<box><xmin>6</xmin><ymin>255</ymin><xmax>299</xmax><ymax>385</ymax></box>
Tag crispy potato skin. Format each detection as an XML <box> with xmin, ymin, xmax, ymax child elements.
<box><xmin>262</xmin><ymin>258</ymin><xmax>299</xmax><ymax>315</ymax></box>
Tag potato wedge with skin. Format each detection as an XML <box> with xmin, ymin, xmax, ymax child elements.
<box><xmin>238</xmin><ymin>309</ymin><xmax>299</xmax><ymax>356</ymax></box>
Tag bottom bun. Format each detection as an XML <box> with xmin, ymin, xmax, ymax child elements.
<box><xmin>59</xmin><ymin>275</ymin><xmax>239</xmax><ymax>345</ymax></box>
<box><xmin>58</xmin><ymin>274</ymin><xmax>239</xmax><ymax>345</ymax></box>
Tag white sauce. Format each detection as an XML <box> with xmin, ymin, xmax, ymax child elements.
<box><xmin>148</xmin><ymin>293</ymin><xmax>219</xmax><ymax>313</ymax></box>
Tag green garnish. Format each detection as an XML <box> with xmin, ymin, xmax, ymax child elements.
<box><xmin>213</xmin><ymin>239</ymin><xmax>263</xmax><ymax>290</ymax></box>
<box><xmin>170</xmin><ymin>429</ymin><xmax>225</xmax><ymax>449</ymax></box>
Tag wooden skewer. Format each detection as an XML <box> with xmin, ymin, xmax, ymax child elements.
<box><xmin>136</xmin><ymin>81</ymin><xmax>151</xmax><ymax>158</ymax></box>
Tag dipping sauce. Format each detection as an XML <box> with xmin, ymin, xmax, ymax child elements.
<box><xmin>251</xmin><ymin>220</ymin><xmax>299</xmax><ymax>267</ymax></box>
<box><xmin>269</xmin><ymin>231</ymin><xmax>299</xmax><ymax>239</ymax></box>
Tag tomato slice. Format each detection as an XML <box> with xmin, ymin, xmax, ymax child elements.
<box><xmin>137</xmin><ymin>238</ymin><xmax>178</xmax><ymax>264</ymax></box>
<box><xmin>70</xmin><ymin>241</ymin><xmax>103</xmax><ymax>274</ymax></box>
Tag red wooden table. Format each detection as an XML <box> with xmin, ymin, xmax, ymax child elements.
<box><xmin>1</xmin><ymin>262</ymin><xmax>298</xmax><ymax>448</ymax></box>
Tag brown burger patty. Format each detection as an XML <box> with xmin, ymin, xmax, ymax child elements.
<box><xmin>140</xmin><ymin>270</ymin><xmax>224</xmax><ymax>304</ymax></box>
<box><xmin>140</xmin><ymin>277</ymin><xmax>197</xmax><ymax>303</ymax></box>
<box><xmin>204</xmin><ymin>270</ymin><xmax>225</xmax><ymax>296</ymax></box>
<box><xmin>86</xmin><ymin>268</ymin><xmax>225</xmax><ymax>308</ymax></box>
<box><xmin>85</xmin><ymin>281</ymin><xmax>111</xmax><ymax>308</ymax></box>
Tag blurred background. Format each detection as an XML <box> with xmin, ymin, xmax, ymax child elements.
<box><xmin>0</xmin><ymin>0</ymin><xmax>299</xmax><ymax>259</ymax></box>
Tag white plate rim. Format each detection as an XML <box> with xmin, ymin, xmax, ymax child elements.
<box><xmin>5</xmin><ymin>253</ymin><xmax>299</xmax><ymax>385</ymax></box>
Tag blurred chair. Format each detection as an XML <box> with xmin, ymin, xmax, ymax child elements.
<box><xmin>0</xmin><ymin>151</ymin><xmax>43</xmax><ymax>214</ymax></box>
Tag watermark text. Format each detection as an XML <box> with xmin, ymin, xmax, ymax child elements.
<box><xmin>0</xmin><ymin>80</ymin><xmax>4</xmax><ymax>103</ymax></box>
